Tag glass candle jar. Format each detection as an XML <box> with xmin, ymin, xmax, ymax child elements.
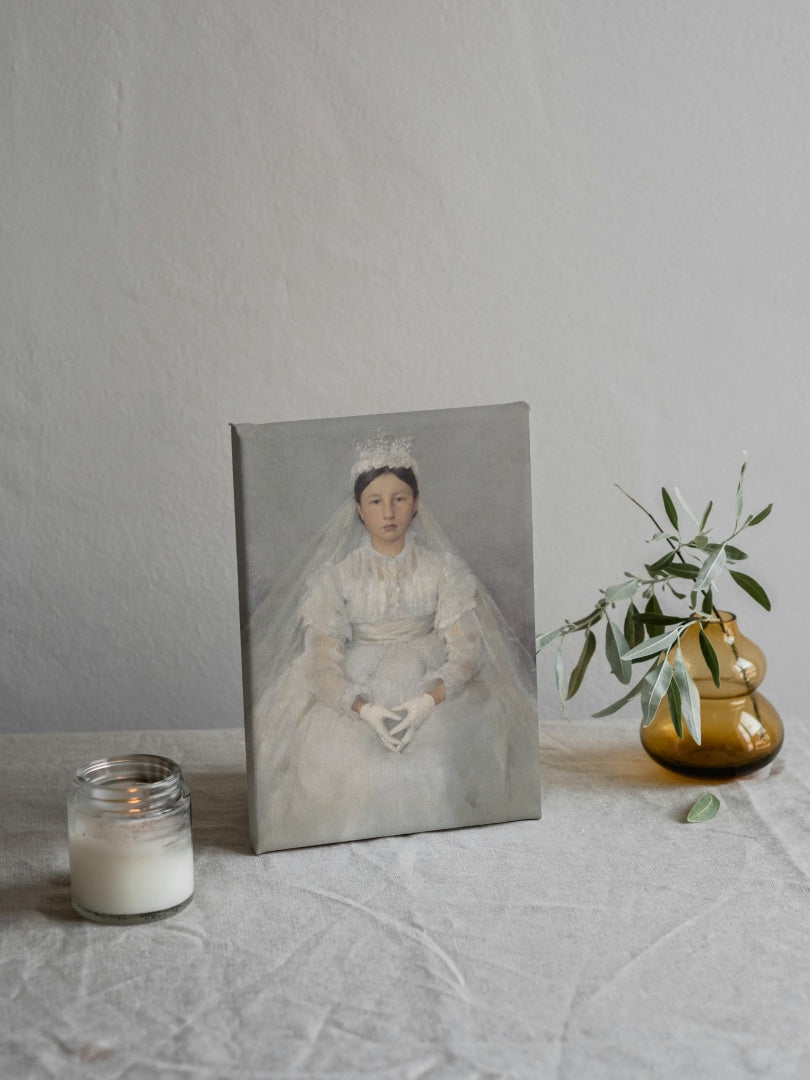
<box><xmin>68</xmin><ymin>754</ymin><xmax>194</xmax><ymax>924</ymax></box>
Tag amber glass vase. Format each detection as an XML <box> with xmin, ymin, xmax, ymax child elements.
<box><xmin>640</xmin><ymin>612</ymin><xmax>783</xmax><ymax>778</ymax></box>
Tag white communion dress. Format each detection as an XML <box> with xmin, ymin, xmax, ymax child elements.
<box><xmin>245</xmin><ymin>504</ymin><xmax>542</xmax><ymax>852</ymax></box>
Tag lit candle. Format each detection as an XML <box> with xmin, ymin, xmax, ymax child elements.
<box><xmin>68</xmin><ymin>755</ymin><xmax>194</xmax><ymax>924</ymax></box>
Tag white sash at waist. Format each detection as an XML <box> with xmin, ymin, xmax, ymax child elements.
<box><xmin>352</xmin><ymin>616</ymin><xmax>434</xmax><ymax>643</ymax></box>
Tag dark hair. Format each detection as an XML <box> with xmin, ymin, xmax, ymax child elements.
<box><xmin>354</xmin><ymin>466</ymin><xmax>419</xmax><ymax>504</ymax></box>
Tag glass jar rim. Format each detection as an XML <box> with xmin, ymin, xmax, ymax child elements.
<box><xmin>72</xmin><ymin>754</ymin><xmax>187</xmax><ymax>813</ymax></box>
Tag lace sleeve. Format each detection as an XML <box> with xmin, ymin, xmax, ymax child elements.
<box><xmin>301</xmin><ymin>628</ymin><xmax>368</xmax><ymax>713</ymax></box>
<box><xmin>299</xmin><ymin>566</ymin><xmax>367</xmax><ymax>713</ymax></box>
<box><xmin>433</xmin><ymin>551</ymin><xmax>477</xmax><ymax>629</ymax></box>
<box><xmin>426</xmin><ymin>609</ymin><xmax>483</xmax><ymax>699</ymax></box>
<box><xmin>300</xmin><ymin>566</ymin><xmax>350</xmax><ymax>639</ymax></box>
<box><xmin>426</xmin><ymin>554</ymin><xmax>482</xmax><ymax>699</ymax></box>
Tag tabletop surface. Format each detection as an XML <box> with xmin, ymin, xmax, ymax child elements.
<box><xmin>2</xmin><ymin>719</ymin><xmax>808</xmax><ymax>1080</ymax></box>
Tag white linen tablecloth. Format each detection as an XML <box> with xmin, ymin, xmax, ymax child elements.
<box><xmin>1</xmin><ymin>719</ymin><xmax>808</xmax><ymax>1079</ymax></box>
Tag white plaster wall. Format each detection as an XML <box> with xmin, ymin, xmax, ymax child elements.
<box><xmin>3</xmin><ymin>0</ymin><xmax>808</xmax><ymax>733</ymax></box>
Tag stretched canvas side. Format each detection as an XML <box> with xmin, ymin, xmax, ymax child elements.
<box><xmin>231</xmin><ymin>403</ymin><xmax>542</xmax><ymax>853</ymax></box>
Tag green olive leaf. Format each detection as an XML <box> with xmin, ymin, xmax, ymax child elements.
<box><xmin>746</xmin><ymin>503</ymin><xmax>773</xmax><ymax>527</ymax></box>
<box><xmin>729</xmin><ymin>569</ymin><xmax>772</xmax><ymax>611</ymax></box>
<box><xmin>554</xmin><ymin>640</ymin><xmax>568</xmax><ymax>718</ymax></box>
<box><xmin>644</xmin><ymin>593</ymin><xmax>664</xmax><ymax>618</ymax></box>
<box><xmin>536</xmin><ymin>626</ymin><xmax>564</xmax><ymax>651</ymax></box>
<box><xmin>662</xmin><ymin>487</ymin><xmax>679</xmax><ymax>530</ymax></box>
<box><xmin>637</xmin><ymin>613</ymin><xmax>688</xmax><ymax>628</ymax></box>
<box><xmin>623</xmin><ymin>626</ymin><xmax>684</xmax><ymax>663</ymax></box>
<box><xmin>675</xmin><ymin>486</ymin><xmax>699</xmax><ymax>524</ymax></box>
<box><xmin>736</xmin><ymin>451</ymin><xmax>748</xmax><ymax>516</ymax></box>
<box><xmin>640</xmin><ymin>659</ymin><xmax>673</xmax><ymax>727</ymax></box>
<box><xmin>694</xmin><ymin>544</ymin><xmax>727</xmax><ymax>595</ymax></box>
<box><xmin>699</xmin><ymin>500</ymin><xmax>713</xmax><ymax>532</ymax></box>
<box><xmin>645</xmin><ymin>551</ymin><xmax>677</xmax><ymax>576</ymax></box>
<box><xmin>666</xmin><ymin>678</ymin><xmax>683</xmax><ymax>738</ymax></box>
<box><xmin>667</xmin><ymin>562</ymin><xmax>700</xmax><ymax>580</ymax></box>
<box><xmin>723</xmin><ymin>545</ymin><xmax>748</xmax><ymax>562</ymax></box>
<box><xmin>623</xmin><ymin>601</ymin><xmax>645</xmax><ymax>650</ymax></box>
<box><xmin>698</xmin><ymin>626</ymin><xmax>721</xmax><ymax>688</ymax></box>
<box><xmin>604</xmin><ymin>579</ymin><xmax>639</xmax><ymax>604</ymax></box>
<box><xmin>605</xmin><ymin>618</ymin><xmax>632</xmax><ymax>684</ymax></box>
<box><xmin>566</xmin><ymin>629</ymin><xmax>596</xmax><ymax>700</ymax></box>
<box><xmin>673</xmin><ymin>644</ymin><xmax>702</xmax><ymax>745</ymax></box>
<box><xmin>687</xmin><ymin>792</ymin><xmax>720</xmax><ymax>823</ymax></box>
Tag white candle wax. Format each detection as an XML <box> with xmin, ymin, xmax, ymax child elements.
<box><xmin>69</xmin><ymin>819</ymin><xmax>194</xmax><ymax>917</ymax></box>
<box><xmin>68</xmin><ymin>755</ymin><xmax>194</xmax><ymax>922</ymax></box>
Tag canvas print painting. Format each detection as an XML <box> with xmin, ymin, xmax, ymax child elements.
<box><xmin>231</xmin><ymin>402</ymin><xmax>542</xmax><ymax>853</ymax></box>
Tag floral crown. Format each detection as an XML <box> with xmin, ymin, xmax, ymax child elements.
<box><xmin>350</xmin><ymin>429</ymin><xmax>418</xmax><ymax>481</ymax></box>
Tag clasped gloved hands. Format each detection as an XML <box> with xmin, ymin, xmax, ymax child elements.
<box><xmin>389</xmin><ymin>692</ymin><xmax>436</xmax><ymax>749</ymax></box>
<box><xmin>358</xmin><ymin>701</ymin><xmax>406</xmax><ymax>752</ymax></box>
<box><xmin>358</xmin><ymin>692</ymin><xmax>437</xmax><ymax>752</ymax></box>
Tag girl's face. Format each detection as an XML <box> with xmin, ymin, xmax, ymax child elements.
<box><xmin>357</xmin><ymin>472</ymin><xmax>418</xmax><ymax>554</ymax></box>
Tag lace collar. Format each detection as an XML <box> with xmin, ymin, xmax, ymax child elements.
<box><xmin>362</xmin><ymin>533</ymin><xmax>414</xmax><ymax>565</ymax></box>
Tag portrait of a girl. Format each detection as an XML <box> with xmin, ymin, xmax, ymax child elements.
<box><xmin>234</xmin><ymin>408</ymin><xmax>542</xmax><ymax>852</ymax></box>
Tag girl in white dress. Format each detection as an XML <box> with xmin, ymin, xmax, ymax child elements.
<box><xmin>245</xmin><ymin>435</ymin><xmax>541</xmax><ymax>852</ymax></box>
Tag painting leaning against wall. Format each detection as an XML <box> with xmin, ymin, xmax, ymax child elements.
<box><xmin>231</xmin><ymin>402</ymin><xmax>542</xmax><ymax>853</ymax></box>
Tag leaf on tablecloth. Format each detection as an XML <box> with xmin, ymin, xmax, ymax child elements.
<box><xmin>686</xmin><ymin>792</ymin><xmax>720</xmax><ymax>823</ymax></box>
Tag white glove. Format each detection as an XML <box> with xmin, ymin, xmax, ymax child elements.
<box><xmin>358</xmin><ymin>701</ymin><xmax>404</xmax><ymax>752</ymax></box>
<box><xmin>389</xmin><ymin>693</ymin><xmax>436</xmax><ymax>749</ymax></box>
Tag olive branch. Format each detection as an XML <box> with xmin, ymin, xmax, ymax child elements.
<box><xmin>536</xmin><ymin>454</ymin><xmax>772</xmax><ymax>745</ymax></box>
